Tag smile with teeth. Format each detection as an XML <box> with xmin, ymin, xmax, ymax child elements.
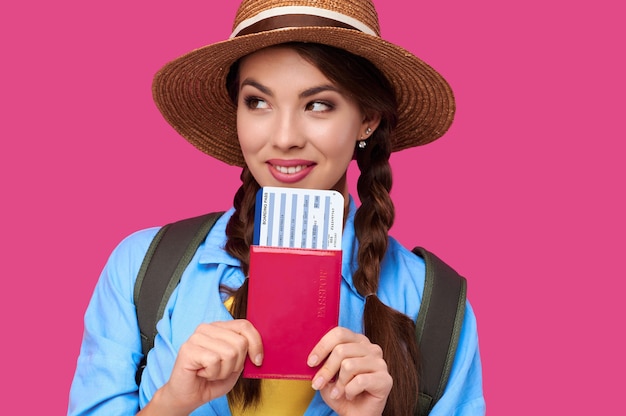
<box><xmin>274</xmin><ymin>164</ymin><xmax>308</xmax><ymax>174</ymax></box>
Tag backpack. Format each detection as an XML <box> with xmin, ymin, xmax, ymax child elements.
<box><xmin>133</xmin><ymin>212</ymin><xmax>467</xmax><ymax>415</ymax></box>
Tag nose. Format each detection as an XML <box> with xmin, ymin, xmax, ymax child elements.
<box><xmin>270</xmin><ymin>112</ymin><xmax>305</xmax><ymax>151</ymax></box>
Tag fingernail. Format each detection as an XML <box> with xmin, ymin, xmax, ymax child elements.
<box><xmin>307</xmin><ymin>354</ymin><xmax>319</xmax><ymax>367</ymax></box>
<box><xmin>254</xmin><ymin>354</ymin><xmax>263</xmax><ymax>366</ymax></box>
<box><xmin>330</xmin><ymin>387</ymin><xmax>340</xmax><ymax>399</ymax></box>
<box><xmin>312</xmin><ymin>376</ymin><xmax>324</xmax><ymax>390</ymax></box>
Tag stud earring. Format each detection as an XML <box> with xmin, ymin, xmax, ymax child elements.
<box><xmin>358</xmin><ymin>140</ymin><xmax>367</xmax><ymax>149</ymax></box>
<box><xmin>365</xmin><ymin>127</ymin><xmax>372</xmax><ymax>136</ymax></box>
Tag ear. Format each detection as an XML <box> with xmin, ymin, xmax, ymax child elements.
<box><xmin>361</xmin><ymin>112</ymin><xmax>382</xmax><ymax>137</ymax></box>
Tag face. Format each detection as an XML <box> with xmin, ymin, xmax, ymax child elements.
<box><xmin>236</xmin><ymin>46</ymin><xmax>380</xmax><ymax>201</ymax></box>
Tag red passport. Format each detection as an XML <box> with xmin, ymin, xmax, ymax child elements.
<box><xmin>243</xmin><ymin>245</ymin><xmax>342</xmax><ymax>379</ymax></box>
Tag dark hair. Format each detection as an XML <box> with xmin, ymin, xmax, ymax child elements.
<box><xmin>224</xmin><ymin>42</ymin><xmax>419</xmax><ymax>416</ymax></box>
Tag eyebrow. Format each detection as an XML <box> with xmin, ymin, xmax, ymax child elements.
<box><xmin>299</xmin><ymin>85</ymin><xmax>340</xmax><ymax>98</ymax></box>
<box><xmin>240</xmin><ymin>78</ymin><xmax>340</xmax><ymax>98</ymax></box>
<box><xmin>240</xmin><ymin>79</ymin><xmax>272</xmax><ymax>96</ymax></box>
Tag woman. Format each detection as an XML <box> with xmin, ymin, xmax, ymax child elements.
<box><xmin>68</xmin><ymin>1</ymin><xmax>485</xmax><ymax>415</ymax></box>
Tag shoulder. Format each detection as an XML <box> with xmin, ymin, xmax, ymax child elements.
<box><xmin>94</xmin><ymin>227</ymin><xmax>162</xmax><ymax>301</ymax></box>
<box><xmin>107</xmin><ymin>227</ymin><xmax>161</xmax><ymax>270</ymax></box>
<box><xmin>102</xmin><ymin>210</ymin><xmax>235</xmax><ymax>290</ymax></box>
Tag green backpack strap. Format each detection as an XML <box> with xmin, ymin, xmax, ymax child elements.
<box><xmin>133</xmin><ymin>212</ymin><xmax>224</xmax><ymax>384</ymax></box>
<box><xmin>412</xmin><ymin>247</ymin><xmax>467</xmax><ymax>415</ymax></box>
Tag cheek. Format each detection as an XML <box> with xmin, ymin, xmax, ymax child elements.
<box><xmin>236</xmin><ymin>113</ymin><xmax>258</xmax><ymax>155</ymax></box>
<box><xmin>321</xmin><ymin>124</ymin><xmax>359</xmax><ymax>155</ymax></box>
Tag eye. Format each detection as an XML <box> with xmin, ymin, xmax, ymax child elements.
<box><xmin>244</xmin><ymin>96</ymin><xmax>269</xmax><ymax>110</ymax></box>
<box><xmin>305</xmin><ymin>101</ymin><xmax>334</xmax><ymax>112</ymax></box>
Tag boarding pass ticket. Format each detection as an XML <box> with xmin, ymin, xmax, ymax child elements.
<box><xmin>253</xmin><ymin>187</ymin><xmax>344</xmax><ymax>250</ymax></box>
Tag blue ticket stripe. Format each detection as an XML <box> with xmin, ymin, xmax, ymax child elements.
<box><xmin>322</xmin><ymin>195</ymin><xmax>330</xmax><ymax>249</ymax></box>
<box><xmin>312</xmin><ymin>222</ymin><xmax>318</xmax><ymax>249</ymax></box>
<box><xmin>278</xmin><ymin>193</ymin><xmax>286</xmax><ymax>246</ymax></box>
<box><xmin>253</xmin><ymin>189</ymin><xmax>263</xmax><ymax>245</ymax></box>
<box><xmin>289</xmin><ymin>193</ymin><xmax>297</xmax><ymax>248</ymax></box>
<box><xmin>314</xmin><ymin>195</ymin><xmax>320</xmax><ymax>209</ymax></box>
<box><xmin>301</xmin><ymin>195</ymin><xmax>309</xmax><ymax>248</ymax></box>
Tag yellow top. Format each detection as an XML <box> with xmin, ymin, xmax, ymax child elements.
<box><xmin>229</xmin><ymin>379</ymin><xmax>315</xmax><ymax>415</ymax></box>
<box><xmin>224</xmin><ymin>297</ymin><xmax>315</xmax><ymax>415</ymax></box>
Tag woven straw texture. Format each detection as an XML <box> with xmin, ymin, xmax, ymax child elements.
<box><xmin>153</xmin><ymin>0</ymin><xmax>455</xmax><ymax>166</ymax></box>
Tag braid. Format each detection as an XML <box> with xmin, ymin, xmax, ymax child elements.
<box><xmin>354</xmin><ymin>130</ymin><xmax>394</xmax><ymax>294</ymax></box>
<box><xmin>355</xmin><ymin>128</ymin><xmax>420</xmax><ymax>416</ymax></box>
<box><xmin>224</xmin><ymin>167</ymin><xmax>258</xmax><ymax>277</ymax></box>
<box><xmin>224</xmin><ymin>166</ymin><xmax>262</xmax><ymax>407</ymax></box>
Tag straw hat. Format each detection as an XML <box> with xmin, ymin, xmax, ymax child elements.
<box><xmin>153</xmin><ymin>0</ymin><xmax>455</xmax><ymax>167</ymax></box>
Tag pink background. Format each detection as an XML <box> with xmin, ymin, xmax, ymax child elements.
<box><xmin>2</xmin><ymin>0</ymin><xmax>624</xmax><ymax>414</ymax></box>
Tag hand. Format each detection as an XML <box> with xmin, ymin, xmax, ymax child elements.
<box><xmin>307</xmin><ymin>327</ymin><xmax>392</xmax><ymax>416</ymax></box>
<box><xmin>141</xmin><ymin>320</ymin><xmax>263</xmax><ymax>415</ymax></box>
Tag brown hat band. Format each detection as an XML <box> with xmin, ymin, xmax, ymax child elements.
<box><xmin>235</xmin><ymin>14</ymin><xmax>357</xmax><ymax>37</ymax></box>
<box><xmin>230</xmin><ymin>6</ymin><xmax>378</xmax><ymax>38</ymax></box>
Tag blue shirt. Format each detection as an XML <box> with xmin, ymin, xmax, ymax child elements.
<box><xmin>68</xmin><ymin>199</ymin><xmax>485</xmax><ymax>415</ymax></box>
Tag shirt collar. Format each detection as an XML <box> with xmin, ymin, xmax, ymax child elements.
<box><xmin>197</xmin><ymin>207</ymin><xmax>241</xmax><ymax>267</ymax></box>
<box><xmin>341</xmin><ymin>196</ymin><xmax>362</xmax><ymax>296</ymax></box>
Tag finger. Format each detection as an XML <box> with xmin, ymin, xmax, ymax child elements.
<box><xmin>181</xmin><ymin>321</ymin><xmax>260</xmax><ymax>379</ymax></box>
<box><xmin>317</xmin><ymin>349</ymin><xmax>386</xmax><ymax>401</ymax></box>
<box><xmin>332</xmin><ymin>354</ymin><xmax>388</xmax><ymax>398</ymax></box>
<box><xmin>343</xmin><ymin>371</ymin><xmax>393</xmax><ymax>401</ymax></box>
<box><xmin>192</xmin><ymin>324</ymin><xmax>249</xmax><ymax>369</ymax></box>
<box><xmin>212</xmin><ymin>320</ymin><xmax>264</xmax><ymax>366</ymax></box>
<box><xmin>333</xmin><ymin>345</ymin><xmax>385</xmax><ymax>387</ymax></box>
<box><xmin>310</xmin><ymin>336</ymin><xmax>372</xmax><ymax>391</ymax></box>
<box><xmin>180</xmin><ymin>327</ymin><xmax>248</xmax><ymax>377</ymax></box>
<box><xmin>177</xmin><ymin>341</ymin><xmax>234</xmax><ymax>380</ymax></box>
<box><xmin>308</xmin><ymin>327</ymin><xmax>366</xmax><ymax>368</ymax></box>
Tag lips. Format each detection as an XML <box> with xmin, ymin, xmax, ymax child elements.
<box><xmin>274</xmin><ymin>164</ymin><xmax>308</xmax><ymax>174</ymax></box>
<box><xmin>267</xmin><ymin>159</ymin><xmax>315</xmax><ymax>184</ymax></box>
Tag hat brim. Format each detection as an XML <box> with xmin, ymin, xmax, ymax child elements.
<box><xmin>153</xmin><ymin>26</ymin><xmax>455</xmax><ymax>166</ymax></box>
